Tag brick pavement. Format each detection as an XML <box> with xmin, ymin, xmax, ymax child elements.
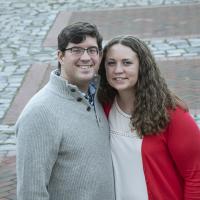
<box><xmin>0</xmin><ymin>0</ymin><xmax>200</xmax><ymax>199</ymax></box>
<box><xmin>0</xmin><ymin>156</ymin><xmax>16</xmax><ymax>200</ymax></box>
<box><xmin>45</xmin><ymin>3</ymin><xmax>200</xmax><ymax>44</ymax></box>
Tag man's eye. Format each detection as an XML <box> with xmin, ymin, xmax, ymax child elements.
<box><xmin>72</xmin><ymin>48</ymin><xmax>82</xmax><ymax>54</ymax></box>
<box><xmin>88</xmin><ymin>47</ymin><xmax>98</xmax><ymax>55</ymax></box>
<box><xmin>89</xmin><ymin>48</ymin><xmax>97</xmax><ymax>54</ymax></box>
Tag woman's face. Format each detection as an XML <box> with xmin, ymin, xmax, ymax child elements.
<box><xmin>105</xmin><ymin>43</ymin><xmax>139</xmax><ymax>94</ymax></box>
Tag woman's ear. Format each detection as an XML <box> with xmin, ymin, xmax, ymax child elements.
<box><xmin>57</xmin><ymin>50</ymin><xmax>64</xmax><ymax>65</ymax></box>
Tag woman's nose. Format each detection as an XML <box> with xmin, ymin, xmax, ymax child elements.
<box><xmin>114</xmin><ymin>64</ymin><xmax>123</xmax><ymax>73</ymax></box>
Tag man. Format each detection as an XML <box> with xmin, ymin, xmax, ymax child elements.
<box><xmin>16</xmin><ymin>22</ymin><xmax>115</xmax><ymax>200</ymax></box>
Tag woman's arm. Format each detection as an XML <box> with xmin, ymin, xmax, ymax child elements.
<box><xmin>168</xmin><ymin>108</ymin><xmax>200</xmax><ymax>199</ymax></box>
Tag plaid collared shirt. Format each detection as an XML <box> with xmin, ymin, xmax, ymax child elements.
<box><xmin>84</xmin><ymin>82</ymin><xmax>96</xmax><ymax>106</ymax></box>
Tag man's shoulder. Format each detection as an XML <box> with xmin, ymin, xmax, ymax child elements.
<box><xmin>17</xmin><ymin>86</ymin><xmax>53</xmax><ymax>120</ymax></box>
<box><xmin>25</xmin><ymin>86</ymin><xmax>50</xmax><ymax>107</ymax></box>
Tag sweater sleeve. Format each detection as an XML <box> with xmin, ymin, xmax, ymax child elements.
<box><xmin>16</xmin><ymin>105</ymin><xmax>60</xmax><ymax>200</ymax></box>
<box><xmin>167</xmin><ymin>108</ymin><xmax>200</xmax><ymax>199</ymax></box>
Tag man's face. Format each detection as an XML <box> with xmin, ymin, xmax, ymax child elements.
<box><xmin>58</xmin><ymin>36</ymin><xmax>102</xmax><ymax>92</ymax></box>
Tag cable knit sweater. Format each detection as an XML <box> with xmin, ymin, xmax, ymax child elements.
<box><xmin>16</xmin><ymin>70</ymin><xmax>115</xmax><ymax>200</ymax></box>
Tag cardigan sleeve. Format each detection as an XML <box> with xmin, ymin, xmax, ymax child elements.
<box><xmin>167</xmin><ymin>108</ymin><xmax>200</xmax><ymax>199</ymax></box>
<box><xmin>102</xmin><ymin>102</ymin><xmax>112</xmax><ymax>118</ymax></box>
<box><xmin>16</xmin><ymin>105</ymin><xmax>60</xmax><ymax>200</ymax></box>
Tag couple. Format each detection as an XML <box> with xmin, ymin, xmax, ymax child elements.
<box><xmin>16</xmin><ymin>22</ymin><xmax>200</xmax><ymax>200</ymax></box>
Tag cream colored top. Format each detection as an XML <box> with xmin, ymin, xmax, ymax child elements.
<box><xmin>109</xmin><ymin>99</ymin><xmax>148</xmax><ymax>200</ymax></box>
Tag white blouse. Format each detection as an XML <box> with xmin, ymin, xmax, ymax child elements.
<box><xmin>109</xmin><ymin>99</ymin><xmax>148</xmax><ymax>200</ymax></box>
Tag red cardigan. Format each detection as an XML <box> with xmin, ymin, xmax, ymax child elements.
<box><xmin>104</xmin><ymin>104</ymin><xmax>200</xmax><ymax>200</ymax></box>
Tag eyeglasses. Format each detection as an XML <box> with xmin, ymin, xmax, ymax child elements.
<box><xmin>65</xmin><ymin>46</ymin><xmax>100</xmax><ymax>56</ymax></box>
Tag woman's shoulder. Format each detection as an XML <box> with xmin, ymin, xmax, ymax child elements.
<box><xmin>169</xmin><ymin>106</ymin><xmax>191</xmax><ymax>121</ymax></box>
<box><xmin>167</xmin><ymin>106</ymin><xmax>200</xmax><ymax>136</ymax></box>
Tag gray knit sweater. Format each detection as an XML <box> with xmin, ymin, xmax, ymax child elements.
<box><xmin>16</xmin><ymin>70</ymin><xmax>115</xmax><ymax>200</ymax></box>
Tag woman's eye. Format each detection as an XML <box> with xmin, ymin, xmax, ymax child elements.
<box><xmin>123</xmin><ymin>61</ymin><xmax>132</xmax><ymax>65</ymax></box>
<box><xmin>106</xmin><ymin>61</ymin><xmax>115</xmax><ymax>66</ymax></box>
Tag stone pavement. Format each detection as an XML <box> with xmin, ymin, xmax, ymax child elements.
<box><xmin>0</xmin><ymin>0</ymin><xmax>200</xmax><ymax>199</ymax></box>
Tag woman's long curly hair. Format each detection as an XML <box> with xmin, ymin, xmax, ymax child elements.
<box><xmin>98</xmin><ymin>35</ymin><xmax>177</xmax><ymax>137</ymax></box>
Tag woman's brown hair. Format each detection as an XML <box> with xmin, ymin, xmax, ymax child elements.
<box><xmin>98</xmin><ymin>35</ymin><xmax>187</xmax><ymax>137</ymax></box>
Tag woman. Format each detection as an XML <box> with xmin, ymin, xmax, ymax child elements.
<box><xmin>98</xmin><ymin>35</ymin><xmax>200</xmax><ymax>199</ymax></box>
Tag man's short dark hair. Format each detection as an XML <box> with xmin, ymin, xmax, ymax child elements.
<box><xmin>57</xmin><ymin>22</ymin><xmax>103</xmax><ymax>70</ymax></box>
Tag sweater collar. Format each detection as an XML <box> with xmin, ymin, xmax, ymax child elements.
<box><xmin>48</xmin><ymin>69</ymin><xmax>99</xmax><ymax>101</ymax></box>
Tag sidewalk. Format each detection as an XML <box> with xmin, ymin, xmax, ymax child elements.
<box><xmin>0</xmin><ymin>156</ymin><xmax>16</xmax><ymax>200</ymax></box>
<box><xmin>0</xmin><ymin>0</ymin><xmax>200</xmax><ymax>199</ymax></box>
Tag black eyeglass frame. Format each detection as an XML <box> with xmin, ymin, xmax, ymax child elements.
<box><xmin>65</xmin><ymin>46</ymin><xmax>100</xmax><ymax>56</ymax></box>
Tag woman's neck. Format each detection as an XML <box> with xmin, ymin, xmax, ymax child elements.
<box><xmin>116</xmin><ymin>91</ymin><xmax>135</xmax><ymax>115</ymax></box>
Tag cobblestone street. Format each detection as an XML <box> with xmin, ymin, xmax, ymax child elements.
<box><xmin>0</xmin><ymin>0</ymin><xmax>200</xmax><ymax>199</ymax></box>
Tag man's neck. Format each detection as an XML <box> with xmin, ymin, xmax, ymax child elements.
<box><xmin>73</xmin><ymin>84</ymin><xmax>89</xmax><ymax>94</ymax></box>
<box><xmin>60</xmin><ymin>74</ymin><xmax>89</xmax><ymax>93</ymax></box>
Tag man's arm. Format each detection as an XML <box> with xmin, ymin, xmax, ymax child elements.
<box><xmin>16</xmin><ymin>107</ymin><xmax>60</xmax><ymax>200</ymax></box>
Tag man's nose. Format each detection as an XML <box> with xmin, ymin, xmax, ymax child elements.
<box><xmin>80</xmin><ymin>50</ymin><xmax>91</xmax><ymax>60</ymax></box>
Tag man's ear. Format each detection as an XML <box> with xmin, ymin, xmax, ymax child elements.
<box><xmin>57</xmin><ymin>50</ymin><xmax>64</xmax><ymax>65</ymax></box>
